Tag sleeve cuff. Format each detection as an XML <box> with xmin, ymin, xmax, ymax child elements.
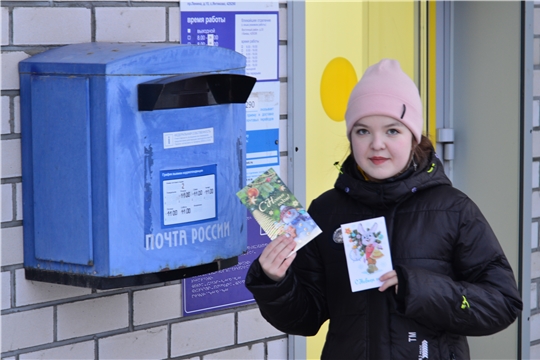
<box><xmin>394</xmin><ymin>265</ymin><xmax>407</xmax><ymax>305</ymax></box>
<box><xmin>245</xmin><ymin>257</ymin><xmax>296</xmax><ymax>303</ymax></box>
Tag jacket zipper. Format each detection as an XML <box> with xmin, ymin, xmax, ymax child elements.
<box><xmin>450</xmin><ymin>352</ymin><xmax>456</xmax><ymax>360</ymax></box>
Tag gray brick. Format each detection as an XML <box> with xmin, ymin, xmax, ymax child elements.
<box><xmin>1</xmin><ymin>51</ymin><xmax>29</xmax><ymax>90</ymax></box>
<box><xmin>13</xmin><ymin>96</ymin><xmax>20</xmax><ymax>133</ymax></box>
<box><xmin>268</xmin><ymin>338</ymin><xmax>288</xmax><ymax>360</ymax></box>
<box><xmin>533</xmin><ymin>251</ymin><xmax>540</xmax><ymax>279</ymax></box>
<box><xmin>2</xmin><ymin>96</ymin><xmax>10</xmax><ymax>134</ymax></box>
<box><xmin>535</xmin><ymin>8</ymin><xmax>540</xmax><ymax>35</ymax></box>
<box><xmin>15</xmin><ymin>269</ymin><xmax>91</xmax><ymax>307</ymax></box>
<box><xmin>171</xmin><ymin>313</ymin><xmax>234</xmax><ymax>357</ymax></box>
<box><xmin>533</xmin><ymin>100</ymin><xmax>539</xmax><ymax>128</ymax></box>
<box><xmin>531</xmin><ymin>343</ymin><xmax>540</xmax><ymax>360</ymax></box>
<box><xmin>535</xmin><ymin>70</ymin><xmax>540</xmax><ymax>98</ymax></box>
<box><xmin>532</xmin><ymin>161</ymin><xmax>540</xmax><ymax>188</ymax></box>
<box><xmin>280</xmin><ymin>82</ymin><xmax>287</xmax><ymax>116</ymax></box>
<box><xmin>203</xmin><ymin>343</ymin><xmax>265</xmax><ymax>360</ymax></box>
<box><xmin>133</xmin><ymin>284</ymin><xmax>181</xmax><ymax>325</ymax></box>
<box><xmin>535</xmin><ymin>38</ymin><xmax>540</xmax><ymax>67</ymax></box>
<box><xmin>169</xmin><ymin>7</ymin><xmax>180</xmax><ymax>42</ymax></box>
<box><xmin>279</xmin><ymin>44</ymin><xmax>287</xmax><ymax>78</ymax></box>
<box><xmin>1</xmin><ymin>184</ymin><xmax>12</xmax><ymax>222</ymax></box>
<box><xmin>238</xmin><ymin>308</ymin><xmax>283</xmax><ymax>343</ymax></box>
<box><xmin>1</xmin><ymin>308</ymin><xmax>53</xmax><ymax>352</ymax></box>
<box><xmin>95</xmin><ymin>8</ymin><xmax>166</xmax><ymax>42</ymax></box>
<box><xmin>279</xmin><ymin>7</ymin><xmax>287</xmax><ymax>41</ymax></box>
<box><xmin>1</xmin><ymin>226</ymin><xmax>23</xmax><ymax>266</ymax></box>
<box><xmin>534</xmin><ymin>190</ymin><xmax>540</xmax><ymax>219</ymax></box>
<box><xmin>532</xmin><ymin>282</ymin><xmax>538</xmax><ymax>310</ymax></box>
<box><xmin>534</xmin><ymin>130</ymin><xmax>540</xmax><ymax>159</ymax></box>
<box><xmin>99</xmin><ymin>326</ymin><xmax>167</xmax><ymax>359</ymax></box>
<box><xmin>1</xmin><ymin>138</ymin><xmax>21</xmax><ymax>178</ymax></box>
<box><xmin>57</xmin><ymin>294</ymin><xmax>128</xmax><ymax>340</ymax></box>
<box><xmin>13</xmin><ymin>7</ymin><xmax>91</xmax><ymax>45</ymax></box>
<box><xmin>1</xmin><ymin>271</ymin><xmax>11</xmax><ymax>310</ymax></box>
<box><xmin>533</xmin><ymin>221</ymin><xmax>539</xmax><ymax>249</ymax></box>
<box><xmin>532</xmin><ymin>312</ymin><xmax>540</xmax><ymax>342</ymax></box>
<box><xmin>20</xmin><ymin>341</ymin><xmax>94</xmax><ymax>359</ymax></box>
<box><xmin>15</xmin><ymin>182</ymin><xmax>22</xmax><ymax>220</ymax></box>
<box><xmin>1</xmin><ymin>8</ymin><xmax>8</xmax><ymax>45</ymax></box>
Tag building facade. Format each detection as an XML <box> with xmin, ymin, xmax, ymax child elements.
<box><xmin>1</xmin><ymin>1</ymin><xmax>539</xmax><ymax>359</ymax></box>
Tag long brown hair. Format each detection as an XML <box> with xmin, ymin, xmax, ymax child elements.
<box><xmin>412</xmin><ymin>135</ymin><xmax>435</xmax><ymax>170</ymax></box>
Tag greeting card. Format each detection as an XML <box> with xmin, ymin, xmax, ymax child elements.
<box><xmin>341</xmin><ymin>217</ymin><xmax>393</xmax><ymax>292</ymax></box>
<box><xmin>236</xmin><ymin>168</ymin><xmax>322</xmax><ymax>254</ymax></box>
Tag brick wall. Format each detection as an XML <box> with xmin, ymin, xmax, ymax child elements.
<box><xmin>3</xmin><ymin>2</ymin><xmax>539</xmax><ymax>359</ymax></box>
<box><xmin>1</xmin><ymin>0</ymin><xmax>290</xmax><ymax>359</ymax></box>
<box><xmin>531</xmin><ymin>4</ymin><xmax>540</xmax><ymax>359</ymax></box>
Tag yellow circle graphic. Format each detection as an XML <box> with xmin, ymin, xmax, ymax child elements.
<box><xmin>320</xmin><ymin>57</ymin><xmax>358</xmax><ymax>122</ymax></box>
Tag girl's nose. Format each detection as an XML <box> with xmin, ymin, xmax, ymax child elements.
<box><xmin>370</xmin><ymin>133</ymin><xmax>385</xmax><ymax>150</ymax></box>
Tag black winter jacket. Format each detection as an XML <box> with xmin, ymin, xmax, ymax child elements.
<box><xmin>245</xmin><ymin>153</ymin><xmax>522</xmax><ymax>360</ymax></box>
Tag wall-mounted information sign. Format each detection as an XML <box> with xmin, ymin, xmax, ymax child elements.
<box><xmin>161</xmin><ymin>165</ymin><xmax>217</xmax><ymax>227</ymax></box>
<box><xmin>182</xmin><ymin>213</ymin><xmax>268</xmax><ymax>315</ymax></box>
<box><xmin>180</xmin><ymin>1</ymin><xmax>280</xmax><ymax>315</ymax></box>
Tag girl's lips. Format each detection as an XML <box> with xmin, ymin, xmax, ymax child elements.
<box><xmin>370</xmin><ymin>157</ymin><xmax>388</xmax><ymax>165</ymax></box>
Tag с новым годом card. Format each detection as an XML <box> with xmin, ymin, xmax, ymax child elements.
<box><xmin>341</xmin><ymin>217</ymin><xmax>393</xmax><ymax>292</ymax></box>
<box><xmin>236</xmin><ymin>168</ymin><xmax>321</xmax><ymax>254</ymax></box>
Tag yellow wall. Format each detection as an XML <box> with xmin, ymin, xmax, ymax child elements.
<box><xmin>305</xmin><ymin>1</ymin><xmax>365</xmax><ymax>207</ymax></box>
<box><xmin>305</xmin><ymin>1</ymin><xmax>417</xmax><ymax>206</ymax></box>
<box><xmin>305</xmin><ymin>1</ymin><xmax>418</xmax><ymax>358</ymax></box>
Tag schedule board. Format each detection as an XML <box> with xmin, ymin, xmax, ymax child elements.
<box><xmin>180</xmin><ymin>1</ymin><xmax>280</xmax><ymax>315</ymax></box>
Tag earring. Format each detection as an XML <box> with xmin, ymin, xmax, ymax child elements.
<box><xmin>412</xmin><ymin>155</ymin><xmax>417</xmax><ymax>171</ymax></box>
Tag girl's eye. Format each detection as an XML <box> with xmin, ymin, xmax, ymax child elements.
<box><xmin>356</xmin><ymin>128</ymin><xmax>369</xmax><ymax>135</ymax></box>
<box><xmin>387</xmin><ymin>129</ymin><xmax>400</xmax><ymax>135</ymax></box>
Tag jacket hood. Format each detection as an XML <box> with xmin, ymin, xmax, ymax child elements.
<box><xmin>334</xmin><ymin>152</ymin><xmax>452</xmax><ymax>208</ymax></box>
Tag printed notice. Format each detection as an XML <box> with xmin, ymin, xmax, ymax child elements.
<box><xmin>235</xmin><ymin>14</ymin><xmax>277</xmax><ymax>80</ymax></box>
<box><xmin>161</xmin><ymin>166</ymin><xmax>217</xmax><ymax>227</ymax></box>
<box><xmin>163</xmin><ymin>128</ymin><xmax>214</xmax><ymax>149</ymax></box>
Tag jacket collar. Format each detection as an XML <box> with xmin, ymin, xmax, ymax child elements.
<box><xmin>334</xmin><ymin>152</ymin><xmax>452</xmax><ymax>208</ymax></box>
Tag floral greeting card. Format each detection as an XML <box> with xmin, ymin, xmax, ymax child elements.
<box><xmin>236</xmin><ymin>168</ymin><xmax>322</xmax><ymax>254</ymax></box>
<box><xmin>341</xmin><ymin>217</ymin><xmax>393</xmax><ymax>292</ymax></box>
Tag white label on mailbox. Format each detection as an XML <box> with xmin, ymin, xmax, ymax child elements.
<box><xmin>163</xmin><ymin>174</ymin><xmax>216</xmax><ymax>225</ymax></box>
<box><xmin>163</xmin><ymin>128</ymin><xmax>214</xmax><ymax>149</ymax></box>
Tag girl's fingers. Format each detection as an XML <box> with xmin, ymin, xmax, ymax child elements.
<box><xmin>379</xmin><ymin>270</ymin><xmax>397</xmax><ymax>281</ymax></box>
<box><xmin>378</xmin><ymin>270</ymin><xmax>398</xmax><ymax>292</ymax></box>
<box><xmin>259</xmin><ymin>235</ymin><xmax>297</xmax><ymax>282</ymax></box>
<box><xmin>260</xmin><ymin>235</ymin><xmax>295</xmax><ymax>263</ymax></box>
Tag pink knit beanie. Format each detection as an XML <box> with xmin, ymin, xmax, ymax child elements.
<box><xmin>345</xmin><ymin>59</ymin><xmax>423</xmax><ymax>143</ymax></box>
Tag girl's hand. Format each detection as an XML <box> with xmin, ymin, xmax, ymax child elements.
<box><xmin>259</xmin><ymin>234</ymin><xmax>297</xmax><ymax>282</ymax></box>
<box><xmin>378</xmin><ymin>270</ymin><xmax>398</xmax><ymax>293</ymax></box>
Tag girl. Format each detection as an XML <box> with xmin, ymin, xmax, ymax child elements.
<box><xmin>245</xmin><ymin>59</ymin><xmax>522</xmax><ymax>359</ymax></box>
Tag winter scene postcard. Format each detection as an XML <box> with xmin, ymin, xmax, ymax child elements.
<box><xmin>341</xmin><ymin>217</ymin><xmax>393</xmax><ymax>292</ymax></box>
<box><xmin>236</xmin><ymin>168</ymin><xmax>322</xmax><ymax>255</ymax></box>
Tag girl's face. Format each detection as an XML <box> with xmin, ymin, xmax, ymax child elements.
<box><xmin>350</xmin><ymin>115</ymin><xmax>413</xmax><ymax>181</ymax></box>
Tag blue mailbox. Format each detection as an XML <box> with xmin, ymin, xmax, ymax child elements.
<box><xmin>19</xmin><ymin>43</ymin><xmax>255</xmax><ymax>289</ymax></box>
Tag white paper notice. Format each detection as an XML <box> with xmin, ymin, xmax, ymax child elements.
<box><xmin>235</xmin><ymin>13</ymin><xmax>277</xmax><ymax>81</ymax></box>
<box><xmin>163</xmin><ymin>174</ymin><xmax>216</xmax><ymax>225</ymax></box>
<box><xmin>163</xmin><ymin>128</ymin><xmax>214</xmax><ymax>149</ymax></box>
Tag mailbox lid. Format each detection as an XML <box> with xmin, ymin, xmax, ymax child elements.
<box><xmin>18</xmin><ymin>42</ymin><xmax>247</xmax><ymax>76</ymax></box>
